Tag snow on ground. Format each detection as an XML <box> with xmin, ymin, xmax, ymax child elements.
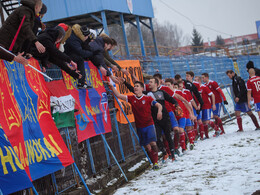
<box><xmin>114</xmin><ymin>114</ymin><xmax>260</xmax><ymax>195</ymax></box>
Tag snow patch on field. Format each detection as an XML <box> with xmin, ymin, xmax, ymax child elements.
<box><xmin>114</xmin><ymin>114</ymin><xmax>260</xmax><ymax>195</ymax></box>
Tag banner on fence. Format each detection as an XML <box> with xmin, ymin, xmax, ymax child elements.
<box><xmin>62</xmin><ymin>61</ymin><xmax>112</xmax><ymax>142</ymax></box>
<box><xmin>47</xmin><ymin>80</ymin><xmax>76</xmax><ymax>129</ymax></box>
<box><xmin>113</xmin><ymin>60</ymin><xmax>144</xmax><ymax>124</ymax></box>
<box><xmin>0</xmin><ymin>126</ymin><xmax>33</xmax><ymax>195</ymax></box>
<box><xmin>0</xmin><ymin>59</ymin><xmax>74</xmax><ymax>181</ymax></box>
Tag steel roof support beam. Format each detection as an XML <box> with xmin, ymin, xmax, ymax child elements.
<box><xmin>119</xmin><ymin>13</ymin><xmax>130</xmax><ymax>57</ymax></box>
<box><xmin>101</xmin><ymin>11</ymin><xmax>109</xmax><ymax>35</ymax></box>
<box><xmin>149</xmin><ymin>18</ymin><xmax>159</xmax><ymax>56</ymax></box>
<box><xmin>135</xmin><ymin>16</ymin><xmax>146</xmax><ymax>57</ymax></box>
<box><xmin>90</xmin><ymin>14</ymin><xmax>102</xmax><ymax>24</ymax></box>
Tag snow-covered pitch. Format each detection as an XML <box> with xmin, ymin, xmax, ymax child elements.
<box><xmin>114</xmin><ymin>114</ymin><xmax>260</xmax><ymax>195</ymax></box>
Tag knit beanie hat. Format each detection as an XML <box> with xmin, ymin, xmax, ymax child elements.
<box><xmin>39</xmin><ymin>3</ymin><xmax>47</xmax><ymax>15</ymax></box>
<box><xmin>246</xmin><ymin>61</ymin><xmax>254</xmax><ymax>69</ymax></box>
<box><xmin>80</xmin><ymin>25</ymin><xmax>90</xmax><ymax>36</ymax></box>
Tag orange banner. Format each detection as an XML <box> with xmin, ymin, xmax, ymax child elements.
<box><xmin>113</xmin><ymin>60</ymin><xmax>144</xmax><ymax>124</ymax></box>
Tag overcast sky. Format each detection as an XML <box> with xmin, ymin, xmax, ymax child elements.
<box><xmin>151</xmin><ymin>0</ymin><xmax>260</xmax><ymax>43</ymax></box>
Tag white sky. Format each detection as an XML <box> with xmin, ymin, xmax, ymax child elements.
<box><xmin>151</xmin><ymin>0</ymin><xmax>260</xmax><ymax>42</ymax></box>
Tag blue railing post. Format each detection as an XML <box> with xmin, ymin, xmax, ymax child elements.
<box><xmin>74</xmin><ymin>163</ymin><xmax>92</xmax><ymax>195</ymax></box>
<box><xmin>64</xmin><ymin>128</ymin><xmax>80</xmax><ymax>186</ymax></box>
<box><xmin>100</xmin><ymin>134</ymin><xmax>128</xmax><ymax>182</ymax></box>
<box><xmin>32</xmin><ymin>186</ymin><xmax>39</xmax><ymax>195</ymax></box>
<box><xmin>112</xmin><ymin>109</ymin><xmax>125</xmax><ymax>161</ymax></box>
<box><xmin>51</xmin><ymin>173</ymin><xmax>58</xmax><ymax>195</ymax></box>
<box><xmin>86</xmin><ymin>139</ymin><xmax>96</xmax><ymax>174</ymax></box>
<box><xmin>102</xmin><ymin>134</ymin><xmax>111</xmax><ymax>167</ymax></box>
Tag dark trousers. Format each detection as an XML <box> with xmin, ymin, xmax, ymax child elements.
<box><xmin>154</xmin><ymin>115</ymin><xmax>175</xmax><ymax>155</ymax></box>
<box><xmin>69</xmin><ymin>54</ymin><xmax>85</xmax><ymax>84</ymax></box>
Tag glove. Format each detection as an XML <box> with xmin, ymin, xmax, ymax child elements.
<box><xmin>224</xmin><ymin>100</ymin><xmax>228</xmax><ymax>105</ymax></box>
<box><xmin>196</xmin><ymin>110</ymin><xmax>200</xmax><ymax>115</ymax></box>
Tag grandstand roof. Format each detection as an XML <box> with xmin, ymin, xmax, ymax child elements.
<box><xmin>43</xmin><ymin>0</ymin><xmax>154</xmax><ymax>28</ymax></box>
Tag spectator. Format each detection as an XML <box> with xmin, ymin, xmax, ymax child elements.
<box><xmin>22</xmin><ymin>3</ymin><xmax>47</xmax><ymax>56</ymax></box>
<box><xmin>246</xmin><ymin>61</ymin><xmax>260</xmax><ymax>76</ymax></box>
<box><xmin>0</xmin><ymin>0</ymin><xmax>45</xmax><ymax>54</ymax></box>
<box><xmin>226</xmin><ymin>70</ymin><xmax>260</xmax><ymax>131</ymax></box>
<box><xmin>102</xmin><ymin>37</ymin><xmax>129</xmax><ymax>76</ymax></box>
<box><xmin>87</xmin><ymin>33</ymin><xmax>120</xmax><ymax>83</ymax></box>
<box><xmin>57</xmin><ymin>23</ymin><xmax>72</xmax><ymax>52</ymax></box>
<box><xmin>30</xmin><ymin>26</ymin><xmax>81</xmax><ymax>80</ymax></box>
<box><xmin>64</xmin><ymin>24</ymin><xmax>94</xmax><ymax>89</ymax></box>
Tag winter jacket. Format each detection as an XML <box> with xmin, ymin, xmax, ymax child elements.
<box><xmin>0</xmin><ymin>45</ymin><xmax>14</xmax><ymax>61</ymax></box>
<box><xmin>64</xmin><ymin>24</ymin><xmax>93</xmax><ymax>59</ymax></box>
<box><xmin>183</xmin><ymin>79</ymin><xmax>204</xmax><ymax>108</ymax></box>
<box><xmin>31</xmin><ymin>27</ymin><xmax>71</xmax><ymax>67</ymax></box>
<box><xmin>0</xmin><ymin>0</ymin><xmax>38</xmax><ymax>53</ymax></box>
<box><xmin>104</xmin><ymin>50</ymin><xmax>122</xmax><ymax>70</ymax></box>
<box><xmin>88</xmin><ymin>37</ymin><xmax>111</xmax><ymax>76</ymax></box>
<box><xmin>232</xmin><ymin>74</ymin><xmax>248</xmax><ymax>103</ymax></box>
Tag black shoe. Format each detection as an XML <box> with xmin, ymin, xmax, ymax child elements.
<box><xmin>77</xmin><ymin>82</ymin><xmax>92</xmax><ymax>89</ymax></box>
<box><xmin>174</xmin><ymin>149</ymin><xmax>181</xmax><ymax>156</ymax></box>
<box><xmin>255</xmin><ymin>127</ymin><xmax>260</xmax><ymax>131</ymax></box>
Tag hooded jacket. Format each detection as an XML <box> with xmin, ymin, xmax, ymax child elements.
<box><xmin>64</xmin><ymin>24</ymin><xmax>93</xmax><ymax>59</ymax></box>
<box><xmin>30</xmin><ymin>27</ymin><xmax>71</xmax><ymax>66</ymax></box>
<box><xmin>232</xmin><ymin>74</ymin><xmax>247</xmax><ymax>103</ymax></box>
<box><xmin>0</xmin><ymin>0</ymin><xmax>38</xmax><ymax>53</ymax></box>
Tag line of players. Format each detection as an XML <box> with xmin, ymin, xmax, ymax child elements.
<box><xmin>107</xmin><ymin>71</ymin><xmax>231</xmax><ymax>170</ymax></box>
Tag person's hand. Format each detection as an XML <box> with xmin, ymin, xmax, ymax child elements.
<box><xmin>35</xmin><ymin>41</ymin><xmax>45</xmax><ymax>53</ymax></box>
<box><xmin>224</xmin><ymin>100</ymin><xmax>228</xmax><ymax>105</ymax></box>
<box><xmin>76</xmin><ymin>70</ymin><xmax>82</xmax><ymax>79</ymax></box>
<box><xmin>100</xmin><ymin>66</ymin><xmax>107</xmax><ymax>76</ymax></box>
<box><xmin>128</xmin><ymin>67</ymin><xmax>134</xmax><ymax>75</ymax></box>
<box><xmin>190</xmin><ymin>114</ymin><xmax>196</xmax><ymax>121</ymax></box>
<box><xmin>117</xmin><ymin>77</ymin><xmax>125</xmax><ymax>83</ymax></box>
<box><xmin>13</xmin><ymin>52</ymin><xmax>28</xmax><ymax>65</ymax></box>
<box><xmin>42</xmin><ymin>66</ymin><xmax>46</xmax><ymax>72</ymax></box>
<box><xmin>121</xmin><ymin>69</ymin><xmax>129</xmax><ymax>76</ymax></box>
<box><xmin>235</xmin><ymin>97</ymin><xmax>239</xmax><ymax>102</ymax></box>
<box><xmin>212</xmin><ymin>104</ymin><xmax>216</xmax><ymax>111</ymax></box>
<box><xmin>110</xmin><ymin>75</ymin><xmax>120</xmax><ymax>84</ymax></box>
<box><xmin>157</xmin><ymin>111</ymin><xmax>162</xmax><ymax>120</ymax></box>
<box><xmin>41</xmin><ymin>22</ymin><xmax>46</xmax><ymax>31</ymax></box>
<box><xmin>111</xmin><ymin>65</ymin><xmax>119</xmax><ymax>72</ymax></box>
<box><xmin>197</xmin><ymin>104</ymin><xmax>201</xmax><ymax>110</ymax></box>
<box><xmin>104</xmin><ymin>81</ymin><xmax>112</xmax><ymax>87</ymax></box>
<box><xmin>70</xmin><ymin>61</ymin><xmax>77</xmax><ymax>70</ymax></box>
<box><xmin>248</xmin><ymin>102</ymin><xmax>251</xmax><ymax>109</ymax></box>
<box><xmin>196</xmin><ymin>109</ymin><xmax>200</xmax><ymax>115</ymax></box>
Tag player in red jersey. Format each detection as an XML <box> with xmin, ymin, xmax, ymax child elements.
<box><xmin>164</xmin><ymin>79</ymin><xmax>193</xmax><ymax>154</ymax></box>
<box><xmin>247</xmin><ymin>68</ymin><xmax>260</xmax><ymax>121</ymax></box>
<box><xmin>107</xmin><ymin>81</ymin><xmax>163</xmax><ymax>169</ymax></box>
<box><xmin>195</xmin><ymin>76</ymin><xmax>216</xmax><ymax>139</ymax></box>
<box><xmin>202</xmin><ymin>73</ymin><xmax>228</xmax><ymax>136</ymax></box>
<box><xmin>177</xmin><ymin>80</ymin><xmax>197</xmax><ymax>150</ymax></box>
<box><xmin>186</xmin><ymin>71</ymin><xmax>202</xmax><ymax>141</ymax></box>
<box><xmin>171</xmin><ymin>81</ymin><xmax>195</xmax><ymax>154</ymax></box>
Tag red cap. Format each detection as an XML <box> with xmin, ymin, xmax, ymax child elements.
<box><xmin>58</xmin><ymin>23</ymin><xmax>68</xmax><ymax>32</ymax></box>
